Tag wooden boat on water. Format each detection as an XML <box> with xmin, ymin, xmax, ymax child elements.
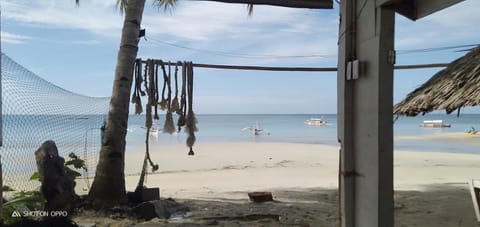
<box><xmin>305</xmin><ymin>118</ymin><xmax>328</xmax><ymax>126</ymax></box>
<box><xmin>419</xmin><ymin>120</ymin><xmax>451</xmax><ymax>128</ymax></box>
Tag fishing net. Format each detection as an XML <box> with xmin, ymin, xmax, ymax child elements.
<box><xmin>0</xmin><ymin>53</ymin><xmax>110</xmax><ymax>192</ymax></box>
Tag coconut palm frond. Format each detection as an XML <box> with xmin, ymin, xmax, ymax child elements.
<box><xmin>154</xmin><ymin>0</ymin><xmax>177</xmax><ymax>12</ymax></box>
<box><xmin>247</xmin><ymin>4</ymin><xmax>253</xmax><ymax>16</ymax></box>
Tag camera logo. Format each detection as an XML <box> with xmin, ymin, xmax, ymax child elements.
<box><xmin>11</xmin><ymin>210</ymin><xmax>22</xmax><ymax>217</ymax></box>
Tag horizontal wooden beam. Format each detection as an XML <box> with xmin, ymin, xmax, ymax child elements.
<box><xmin>379</xmin><ymin>0</ymin><xmax>464</xmax><ymax>21</ymax></box>
<box><xmin>393</xmin><ymin>63</ymin><xmax>449</xmax><ymax>69</ymax></box>
<box><xmin>140</xmin><ymin>60</ymin><xmax>448</xmax><ymax>72</ymax></box>
<box><xmin>194</xmin><ymin>63</ymin><xmax>336</xmax><ymax>71</ymax></box>
<box><xmin>192</xmin><ymin>0</ymin><xmax>334</xmax><ymax>9</ymax></box>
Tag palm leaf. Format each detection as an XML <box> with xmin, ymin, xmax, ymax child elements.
<box><xmin>247</xmin><ymin>4</ymin><xmax>253</xmax><ymax>16</ymax></box>
<box><xmin>154</xmin><ymin>0</ymin><xmax>177</xmax><ymax>12</ymax></box>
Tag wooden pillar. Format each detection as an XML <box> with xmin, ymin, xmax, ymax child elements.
<box><xmin>338</xmin><ymin>1</ymin><xmax>395</xmax><ymax>226</ymax></box>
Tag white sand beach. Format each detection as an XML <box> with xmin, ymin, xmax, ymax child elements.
<box><xmin>75</xmin><ymin>140</ymin><xmax>480</xmax><ymax>226</ymax></box>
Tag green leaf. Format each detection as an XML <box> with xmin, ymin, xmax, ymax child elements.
<box><xmin>30</xmin><ymin>172</ymin><xmax>40</xmax><ymax>181</ymax></box>
<box><xmin>65</xmin><ymin>167</ymin><xmax>82</xmax><ymax>180</ymax></box>
<box><xmin>68</xmin><ymin>152</ymin><xmax>79</xmax><ymax>159</ymax></box>
<box><xmin>65</xmin><ymin>158</ymin><xmax>85</xmax><ymax>169</ymax></box>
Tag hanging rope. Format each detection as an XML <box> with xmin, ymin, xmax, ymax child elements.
<box><xmin>159</xmin><ymin>60</ymin><xmax>168</xmax><ymax>111</ymax></box>
<box><xmin>133</xmin><ymin>58</ymin><xmax>199</xmax><ymax>159</ymax></box>
<box><xmin>177</xmin><ymin>61</ymin><xmax>187</xmax><ymax>132</ymax></box>
<box><xmin>145</xmin><ymin>60</ymin><xmax>159</xmax><ymax>171</ymax></box>
<box><xmin>163</xmin><ymin>62</ymin><xmax>176</xmax><ymax>134</ymax></box>
<box><xmin>135</xmin><ymin>59</ymin><xmax>159</xmax><ymax>192</ymax></box>
<box><xmin>131</xmin><ymin>59</ymin><xmax>144</xmax><ymax>114</ymax></box>
<box><xmin>185</xmin><ymin>61</ymin><xmax>198</xmax><ymax>156</ymax></box>
<box><xmin>171</xmin><ymin>62</ymin><xmax>180</xmax><ymax>113</ymax></box>
<box><xmin>154</xmin><ymin>61</ymin><xmax>160</xmax><ymax>120</ymax></box>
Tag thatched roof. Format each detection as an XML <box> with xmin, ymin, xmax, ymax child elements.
<box><xmin>394</xmin><ymin>46</ymin><xmax>480</xmax><ymax>116</ymax></box>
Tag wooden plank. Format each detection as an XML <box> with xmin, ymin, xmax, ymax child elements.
<box><xmin>378</xmin><ymin>0</ymin><xmax>464</xmax><ymax>20</ymax></box>
<box><xmin>140</xmin><ymin>60</ymin><xmax>447</xmax><ymax>72</ymax></box>
<box><xmin>469</xmin><ymin>179</ymin><xmax>480</xmax><ymax>222</ymax></box>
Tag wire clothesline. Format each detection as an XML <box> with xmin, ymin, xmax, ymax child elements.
<box><xmin>139</xmin><ymin>60</ymin><xmax>449</xmax><ymax>72</ymax></box>
<box><xmin>146</xmin><ymin>35</ymin><xmax>479</xmax><ymax>59</ymax></box>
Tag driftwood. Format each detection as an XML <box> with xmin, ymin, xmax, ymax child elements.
<box><xmin>35</xmin><ymin>140</ymin><xmax>78</xmax><ymax>215</ymax></box>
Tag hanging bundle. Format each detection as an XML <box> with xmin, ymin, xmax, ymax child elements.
<box><xmin>185</xmin><ymin>61</ymin><xmax>198</xmax><ymax>156</ymax></box>
<box><xmin>158</xmin><ymin>60</ymin><xmax>169</xmax><ymax>110</ymax></box>
<box><xmin>153</xmin><ymin>61</ymin><xmax>160</xmax><ymax>120</ymax></box>
<box><xmin>131</xmin><ymin>59</ymin><xmax>144</xmax><ymax>114</ymax></box>
<box><xmin>171</xmin><ymin>62</ymin><xmax>181</xmax><ymax>113</ymax></box>
<box><xmin>136</xmin><ymin>59</ymin><xmax>159</xmax><ymax>192</ymax></box>
<box><xmin>146</xmin><ymin>59</ymin><xmax>155</xmax><ymax>129</ymax></box>
<box><xmin>163</xmin><ymin>62</ymin><xmax>176</xmax><ymax>134</ymax></box>
<box><xmin>145</xmin><ymin>59</ymin><xmax>159</xmax><ymax>170</ymax></box>
<box><xmin>177</xmin><ymin>61</ymin><xmax>187</xmax><ymax>132</ymax></box>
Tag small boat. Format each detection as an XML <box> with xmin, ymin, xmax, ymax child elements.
<box><xmin>305</xmin><ymin>117</ymin><xmax>327</xmax><ymax>126</ymax></box>
<box><xmin>141</xmin><ymin>126</ymin><xmax>159</xmax><ymax>137</ymax></box>
<box><xmin>419</xmin><ymin>120</ymin><xmax>451</xmax><ymax>128</ymax></box>
<box><xmin>242</xmin><ymin>122</ymin><xmax>269</xmax><ymax>136</ymax></box>
<box><xmin>465</xmin><ymin>126</ymin><xmax>478</xmax><ymax>135</ymax></box>
<box><xmin>149</xmin><ymin>127</ymin><xmax>159</xmax><ymax>137</ymax></box>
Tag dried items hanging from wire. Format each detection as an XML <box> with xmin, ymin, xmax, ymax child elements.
<box><xmin>132</xmin><ymin>59</ymin><xmax>198</xmax><ymax>156</ymax></box>
<box><xmin>185</xmin><ymin>61</ymin><xmax>198</xmax><ymax>156</ymax></box>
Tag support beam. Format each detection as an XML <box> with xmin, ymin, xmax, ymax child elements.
<box><xmin>338</xmin><ymin>0</ymin><xmax>395</xmax><ymax>226</ymax></box>
<box><xmin>193</xmin><ymin>0</ymin><xmax>333</xmax><ymax>9</ymax></box>
<box><xmin>378</xmin><ymin>0</ymin><xmax>464</xmax><ymax>20</ymax></box>
<box><xmin>140</xmin><ymin>60</ymin><xmax>448</xmax><ymax>72</ymax></box>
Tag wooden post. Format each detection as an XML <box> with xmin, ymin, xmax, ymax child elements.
<box><xmin>338</xmin><ymin>1</ymin><xmax>395</xmax><ymax>226</ymax></box>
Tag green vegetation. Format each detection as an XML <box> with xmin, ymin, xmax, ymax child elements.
<box><xmin>2</xmin><ymin>153</ymin><xmax>86</xmax><ymax>224</ymax></box>
<box><xmin>2</xmin><ymin>190</ymin><xmax>45</xmax><ymax>225</ymax></box>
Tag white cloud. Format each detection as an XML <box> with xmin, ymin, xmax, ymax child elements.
<box><xmin>2</xmin><ymin>0</ymin><xmax>339</xmax><ymax>66</ymax></box>
<box><xmin>70</xmin><ymin>39</ymin><xmax>101</xmax><ymax>45</ymax></box>
<box><xmin>4</xmin><ymin>0</ymin><xmax>476</xmax><ymax>67</ymax></box>
<box><xmin>2</xmin><ymin>0</ymin><xmax>122</xmax><ymax>37</ymax></box>
<box><xmin>1</xmin><ymin>31</ymin><xmax>31</xmax><ymax>44</ymax></box>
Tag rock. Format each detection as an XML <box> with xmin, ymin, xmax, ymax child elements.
<box><xmin>132</xmin><ymin>198</ymin><xmax>189</xmax><ymax>220</ymax></box>
<box><xmin>77</xmin><ymin>222</ymin><xmax>97</xmax><ymax>227</ymax></box>
<box><xmin>204</xmin><ymin>220</ymin><xmax>219</xmax><ymax>226</ymax></box>
<box><xmin>35</xmin><ymin>140</ymin><xmax>78</xmax><ymax>215</ymax></box>
<box><xmin>248</xmin><ymin>192</ymin><xmax>274</xmax><ymax>203</ymax></box>
<box><xmin>128</xmin><ymin>187</ymin><xmax>161</xmax><ymax>204</ymax></box>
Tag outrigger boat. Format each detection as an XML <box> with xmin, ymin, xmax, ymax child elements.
<box><xmin>242</xmin><ymin>122</ymin><xmax>269</xmax><ymax>136</ymax></box>
<box><xmin>419</xmin><ymin>120</ymin><xmax>451</xmax><ymax>128</ymax></box>
<box><xmin>304</xmin><ymin>117</ymin><xmax>328</xmax><ymax>126</ymax></box>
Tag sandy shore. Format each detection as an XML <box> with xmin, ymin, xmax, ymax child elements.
<box><xmin>396</xmin><ymin>131</ymin><xmax>480</xmax><ymax>147</ymax></box>
<box><xmin>74</xmin><ymin>141</ymin><xmax>480</xmax><ymax>226</ymax></box>
<box><xmin>110</xmin><ymin>141</ymin><xmax>480</xmax><ymax>197</ymax></box>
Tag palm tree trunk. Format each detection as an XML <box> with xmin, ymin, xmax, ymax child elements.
<box><xmin>88</xmin><ymin>0</ymin><xmax>146</xmax><ymax>208</ymax></box>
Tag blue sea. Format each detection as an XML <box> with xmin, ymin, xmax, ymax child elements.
<box><xmin>1</xmin><ymin>113</ymin><xmax>479</xmax><ymax>191</ymax></box>
<box><xmin>126</xmin><ymin>113</ymin><xmax>480</xmax><ymax>154</ymax></box>
<box><xmin>2</xmin><ymin>114</ymin><xmax>480</xmax><ymax>161</ymax></box>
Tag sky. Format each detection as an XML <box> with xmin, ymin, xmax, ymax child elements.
<box><xmin>1</xmin><ymin>0</ymin><xmax>480</xmax><ymax>114</ymax></box>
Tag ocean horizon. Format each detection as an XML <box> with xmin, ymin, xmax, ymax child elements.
<box><xmin>2</xmin><ymin>113</ymin><xmax>479</xmax><ymax>152</ymax></box>
<box><xmin>1</xmin><ymin>113</ymin><xmax>479</xmax><ymax>190</ymax></box>
<box><xmin>126</xmin><ymin>113</ymin><xmax>480</xmax><ymax>154</ymax></box>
